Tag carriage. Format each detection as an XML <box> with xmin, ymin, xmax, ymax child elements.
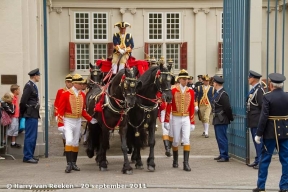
<box><xmin>85</xmin><ymin>56</ymin><xmax>174</xmax><ymax>174</ymax></box>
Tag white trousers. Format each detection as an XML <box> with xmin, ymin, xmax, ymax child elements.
<box><xmin>63</xmin><ymin>117</ymin><xmax>82</xmax><ymax>147</ymax></box>
<box><xmin>112</xmin><ymin>63</ymin><xmax>125</xmax><ymax>74</ymax></box>
<box><xmin>171</xmin><ymin>115</ymin><xmax>190</xmax><ymax>147</ymax></box>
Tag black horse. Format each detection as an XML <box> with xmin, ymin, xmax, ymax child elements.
<box><xmin>86</xmin><ymin>67</ymin><xmax>141</xmax><ymax>174</ymax></box>
<box><xmin>127</xmin><ymin>64</ymin><xmax>173</xmax><ymax>171</ymax></box>
<box><xmin>85</xmin><ymin>63</ymin><xmax>104</xmax><ymax>164</ymax></box>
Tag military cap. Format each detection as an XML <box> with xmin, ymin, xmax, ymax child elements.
<box><xmin>197</xmin><ymin>75</ymin><xmax>203</xmax><ymax>78</ymax></box>
<box><xmin>167</xmin><ymin>58</ymin><xmax>173</xmax><ymax>64</ymax></box>
<box><xmin>248</xmin><ymin>70</ymin><xmax>262</xmax><ymax>79</ymax></box>
<box><xmin>114</xmin><ymin>21</ymin><xmax>131</xmax><ymax>28</ymax></box>
<box><xmin>72</xmin><ymin>74</ymin><xmax>85</xmax><ymax>83</ymax></box>
<box><xmin>202</xmin><ymin>74</ymin><xmax>210</xmax><ymax>81</ymax></box>
<box><xmin>28</xmin><ymin>68</ymin><xmax>40</xmax><ymax>76</ymax></box>
<box><xmin>213</xmin><ymin>75</ymin><xmax>224</xmax><ymax>84</ymax></box>
<box><xmin>268</xmin><ymin>73</ymin><xmax>286</xmax><ymax>83</ymax></box>
<box><xmin>177</xmin><ymin>69</ymin><xmax>190</xmax><ymax>79</ymax></box>
<box><xmin>188</xmin><ymin>76</ymin><xmax>193</xmax><ymax>80</ymax></box>
<box><xmin>65</xmin><ymin>74</ymin><xmax>72</xmax><ymax>81</ymax></box>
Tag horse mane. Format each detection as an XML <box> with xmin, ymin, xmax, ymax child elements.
<box><xmin>138</xmin><ymin>66</ymin><xmax>160</xmax><ymax>89</ymax></box>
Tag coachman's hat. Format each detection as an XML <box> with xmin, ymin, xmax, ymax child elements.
<box><xmin>28</xmin><ymin>68</ymin><xmax>40</xmax><ymax>76</ymax></box>
<box><xmin>177</xmin><ymin>69</ymin><xmax>190</xmax><ymax>79</ymax></box>
<box><xmin>202</xmin><ymin>74</ymin><xmax>210</xmax><ymax>81</ymax></box>
<box><xmin>72</xmin><ymin>74</ymin><xmax>85</xmax><ymax>83</ymax></box>
<box><xmin>268</xmin><ymin>73</ymin><xmax>286</xmax><ymax>83</ymax></box>
<box><xmin>65</xmin><ymin>74</ymin><xmax>72</xmax><ymax>81</ymax></box>
<box><xmin>213</xmin><ymin>75</ymin><xmax>224</xmax><ymax>84</ymax></box>
<box><xmin>114</xmin><ymin>21</ymin><xmax>131</xmax><ymax>28</ymax></box>
<box><xmin>248</xmin><ymin>70</ymin><xmax>262</xmax><ymax>79</ymax></box>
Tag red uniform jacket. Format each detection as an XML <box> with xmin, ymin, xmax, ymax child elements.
<box><xmin>54</xmin><ymin>87</ymin><xmax>67</xmax><ymax>117</ymax></box>
<box><xmin>164</xmin><ymin>85</ymin><xmax>195</xmax><ymax>124</ymax></box>
<box><xmin>57</xmin><ymin>88</ymin><xmax>92</xmax><ymax>127</ymax></box>
<box><xmin>156</xmin><ymin>92</ymin><xmax>167</xmax><ymax>111</ymax></box>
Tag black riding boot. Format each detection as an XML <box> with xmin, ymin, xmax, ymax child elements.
<box><xmin>72</xmin><ymin>152</ymin><xmax>80</xmax><ymax>171</ymax></box>
<box><xmin>183</xmin><ymin>151</ymin><xmax>191</xmax><ymax>172</ymax></box>
<box><xmin>63</xmin><ymin>139</ymin><xmax>66</xmax><ymax>156</ymax></box>
<box><xmin>163</xmin><ymin>140</ymin><xmax>171</xmax><ymax>157</ymax></box>
<box><xmin>172</xmin><ymin>150</ymin><xmax>178</xmax><ymax>168</ymax></box>
<box><xmin>65</xmin><ymin>151</ymin><xmax>72</xmax><ymax>173</ymax></box>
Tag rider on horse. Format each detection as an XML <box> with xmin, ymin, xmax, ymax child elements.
<box><xmin>112</xmin><ymin>21</ymin><xmax>134</xmax><ymax>75</ymax></box>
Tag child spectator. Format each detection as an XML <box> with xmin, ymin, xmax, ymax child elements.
<box><xmin>9</xmin><ymin>85</ymin><xmax>21</xmax><ymax>148</ymax></box>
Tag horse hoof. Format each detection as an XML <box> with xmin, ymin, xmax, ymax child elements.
<box><xmin>147</xmin><ymin>166</ymin><xmax>155</xmax><ymax>172</ymax></box>
<box><xmin>100</xmin><ymin>167</ymin><xmax>107</xmax><ymax>171</ymax></box>
<box><xmin>135</xmin><ymin>165</ymin><xmax>144</xmax><ymax>170</ymax></box>
<box><xmin>165</xmin><ymin>152</ymin><xmax>172</xmax><ymax>157</ymax></box>
<box><xmin>130</xmin><ymin>160</ymin><xmax>136</xmax><ymax>164</ymax></box>
<box><xmin>124</xmin><ymin>170</ymin><xmax>133</xmax><ymax>175</ymax></box>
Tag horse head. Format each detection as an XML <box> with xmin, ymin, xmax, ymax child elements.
<box><xmin>121</xmin><ymin>67</ymin><xmax>142</xmax><ymax>108</ymax></box>
<box><xmin>155</xmin><ymin>63</ymin><xmax>173</xmax><ymax>103</ymax></box>
<box><xmin>111</xmin><ymin>67</ymin><xmax>141</xmax><ymax>108</ymax></box>
<box><xmin>89</xmin><ymin>62</ymin><xmax>103</xmax><ymax>86</ymax></box>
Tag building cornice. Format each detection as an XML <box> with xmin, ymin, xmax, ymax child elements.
<box><xmin>52</xmin><ymin>0</ymin><xmax>223</xmax><ymax>9</ymax></box>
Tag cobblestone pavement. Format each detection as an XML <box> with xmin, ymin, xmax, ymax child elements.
<box><xmin>48</xmin><ymin>117</ymin><xmax>219</xmax><ymax>157</ymax></box>
<box><xmin>0</xmin><ymin>117</ymin><xmax>282</xmax><ymax>192</ymax></box>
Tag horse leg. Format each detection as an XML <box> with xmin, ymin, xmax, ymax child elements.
<box><xmin>99</xmin><ymin>128</ymin><xmax>109</xmax><ymax>171</ymax></box>
<box><xmin>147</xmin><ymin>123</ymin><xmax>156</xmax><ymax>171</ymax></box>
<box><xmin>135</xmin><ymin>147</ymin><xmax>144</xmax><ymax>169</ymax></box>
<box><xmin>131</xmin><ymin>147</ymin><xmax>137</xmax><ymax>164</ymax></box>
<box><xmin>86</xmin><ymin>123</ymin><xmax>95</xmax><ymax>158</ymax></box>
<box><xmin>121</xmin><ymin>126</ymin><xmax>133</xmax><ymax>175</ymax></box>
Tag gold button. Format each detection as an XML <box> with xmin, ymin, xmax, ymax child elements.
<box><xmin>278</xmin><ymin>134</ymin><xmax>281</xmax><ymax>136</ymax></box>
<box><xmin>287</xmin><ymin>133</ymin><xmax>288</xmax><ymax>135</ymax></box>
<box><xmin>278</xmin><ymin>126</ymin><xmax>280</xmax><ymax>128</ymax></box>
<box><xmin>286</xmin><ymin>126</ymin><xmax>288</xmax><ymax>128</ymax></box>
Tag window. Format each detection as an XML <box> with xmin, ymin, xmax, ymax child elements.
<box><xmin>218</xmin><ymin>42</ymin><xmax>223</xmax><ymax>69</ymax></box>
<box><xmin>73</xmin><ymin>12</ymin><xmax>109</xmax><ymax>71</ymax></box>
<box><xmin>147</xmin><ymin>12</ymin><xmax>182</xmax><ymax>70</ymax></box>
<box><xmin>220</xmin><ymin>12</ymin><xmax>224</xmax><ymax>41</ymax></box>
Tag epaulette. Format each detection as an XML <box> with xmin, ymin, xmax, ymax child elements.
<box><xmin>264</xmin><ymin>91</ymin><xmax>271</xmax><ymax>95</ymax></box>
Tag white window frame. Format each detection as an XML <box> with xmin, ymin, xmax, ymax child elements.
<box><xmin>220</xmin><ymin>12</ymin><xmax>224</xmax><ymax>42</ymax></box>
<box><xmin>73</xmin><ymin>11</ymin><xmax>109</xmax><ymax>73</ymax></box>
<box><xmin>147</xmin><ymin>12</ymin><xmax>182</xmax><ymax>70</ymax></box>
<box><xmin>92</xmin><ymin>12</ymin><xmax>108</xmax><ymax>42</ymax></box>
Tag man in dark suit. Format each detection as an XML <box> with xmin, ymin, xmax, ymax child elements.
<box><xmin>212</xmin><ymin>75</ymin><xmax>234</xmax><ymax>162</ymax></box>
<box><xmin>246</xmin><ymin>70</ymin><xmax>265</xmax><ymax>169</ymax></box>
<box><xmin>253</xmin><ymin>73</ymin><xmax>288</xmax><ymax>192</ymax></box>
<box><xmin>20</xmin><ymin>68</ymin><xmax>41</xmax><ymax>164</ymax></box>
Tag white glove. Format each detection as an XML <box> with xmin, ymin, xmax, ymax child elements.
<box><xmin>190</xmin><ymin>124</ymin><xmax>195</xmax><ymax>131</ymax></box>
<box><xmin>164</xmin><ymin>122</ymin><xmax>170</xmax><ymax>131</ymax></box>
<box><xmin>58</xmin><ymin>126</ymin><xmax>64</xmax><ymax>133</ymax></box>
<box><xmin>195</xmin><ymin>106</ymin><xmax>199</xmax><ymax>112</ymax></box>
<box><xmin>255</xmin><ymin>136</ymin><xmax>261</xmax><ymax>144</ymax></box>
<box><xmin>192</xmin><ymin>85</ymin><xmax>195</xmax><ymax>88</ymax></box>
<box><xmin>90</xmin><ymin>118</ymin><xmax>98</xmax><ymax>124</ymax></box>
<box><xmin>118</xmin><ymin>49</ymin><xmax>125</xmax><ymax>55</ymax></box>
<box><xmin>55</xmin><ymin>116</ymin><xmax>58</xmax><ymax>122</ymax></box>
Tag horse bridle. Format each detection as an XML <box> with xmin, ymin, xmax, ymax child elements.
<box><xmin>154</xmin><ymin>70</ymin><xmax>172</xmax><ymax>93</ymax></box>
<box><xmin>90</xmin><ymin>67</ymin><xmax>102</xmax><ymax>85</ymax></box>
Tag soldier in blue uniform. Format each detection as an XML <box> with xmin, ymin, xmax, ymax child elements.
<box><xmin>20</xmin><ymin>68</ymin><xmax>41</xmax><ymax>164</ymax></box>
<box><xmin>246</xmin><ymin>70</ymin><xmax>265</xmax><ymax>169</ymax></box>
<box><xmin>212</xmin><ymin>76</ymin><xmax>234</xmax><ymax>162</ymax></box>
<box><xmin>112</xmin><ymin>21</ymin><xmax>134</xmax><ymax>74</ymax></box>
<box><xmin>253</xmin><ymin>73</ymin><xmax>288</xmax><ymax>192</ymax></box>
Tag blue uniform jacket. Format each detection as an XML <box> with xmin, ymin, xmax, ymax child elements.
<box><xmin>20</xmin><ymin>81</ymin><xmax>40</xmax><ymax>118</ymax></box>
<box><xmin>113</xmin><ymin>33</ymin><xmax>134</xmax><ymax>53</ymax></box>
<box><xmin>257</xmin><ymin>89</ymin><xmax>288</xmax><ymax>139</ymax></box>
<box><xmin>195</xmin><ymin>85</ymin><xmax>214</xmax><ymax>104</ymax></box>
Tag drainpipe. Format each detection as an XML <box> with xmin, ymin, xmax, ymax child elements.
<box><xmin>43</xmin><ymin>0</ymin><xmax>49</xmax><ymax>158</ymax></box>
